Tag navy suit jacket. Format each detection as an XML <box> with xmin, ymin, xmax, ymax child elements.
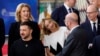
<box><xmin>51</xmin><ymin>5</ymin><xmax>80</xmax><ymax>26</ymax></box>
<box><xmin>93</xmin><ymin>35</ymin><xmax>100</xmax><ymax>56</ymax></box>
<box><xmin>56</xmin><ymin>26</ymin><xmax>88</xmax><ymax>56</ymax></box>
<box><xmin>80</xmin><ymin>17</ymin><xmax>100</xmax><ymax>43</ymax></box>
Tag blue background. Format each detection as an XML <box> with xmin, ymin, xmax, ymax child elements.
<box><xmin>0</xmin><ymin>0</ymin><xmax>38</xmax><ymax>35</ymax></box>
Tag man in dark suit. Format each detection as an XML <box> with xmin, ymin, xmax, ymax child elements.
<box><xmin>0</xmin><ymin>18</ymin><xmax>5</xmax><ymax>56</ymax></box>
<box><xmin>51</xmin><ymin>0</ymin><xmax>80</xmax><ymax>26</ymax></box>
<box><xmin>80</xmin><ymin>5</ymin><xmax>100</xmax><ymax>48</ymax></box>
<box><xmin>80</xmin><ymin>5</ymin><xmax>100</xmax><ymax>56</ymax></box>
<box><xmin>56</xmin><ymin>13</ymin><xmax>88</xmax><ymax>56</ymax></box>
<box><xmin>93</xmin><ymin>35</ymin><xmax>100</xmax><ymax>56</ymax></box>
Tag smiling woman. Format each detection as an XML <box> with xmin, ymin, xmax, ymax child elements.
<box><xmin>40</xmin><ymin>18</ymin><xmax>68</xmax><ymax>56</ymax></box>
<box><xmin>8</xmin><ymin>3</ymin><xmax>40</xmax><ymax>56</ymax></box>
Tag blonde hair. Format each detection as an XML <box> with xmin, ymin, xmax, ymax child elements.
<box><xmin>15</xmin><ymin>3</ymin><xmax>34</xmax><ymax>22</ymax></box>
<box><xmin>40</xmin><ymin>18</ymin><xmax>59</xmax><ymax>40</ymax></box>
<box><xmin>40</xmin><ymin>18</ymin><xmax>59</xmax><ymax>35</ymax></box>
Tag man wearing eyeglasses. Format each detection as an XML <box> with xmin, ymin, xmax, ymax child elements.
<box><xmin>80</xmin><ymin>5</ymin><xmax>100</xmax><ymax>56</ymax></box>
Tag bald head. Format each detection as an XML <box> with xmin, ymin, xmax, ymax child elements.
<box><xmin>87</xmin><ymin>5</ymin><xmax>98</xmax><ymax>21</ymax></box>
<box><xmin>87</xmin><ymin>5</ymin><xmax>98</xmax><ymax>13</ymax></box>
<box><xmin>65</xmin><ymin>13</ymin><xmax>78</xmax><ymax>23</ymax></box>
<box><xmin>64</xmin><ymin>13</ymin><xmax>78</xmax><ymax>30</ymax></box>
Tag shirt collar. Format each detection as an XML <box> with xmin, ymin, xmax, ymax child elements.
<box><xmin>64</xmin><ymin>3</ymin><xmax>70</xmax><ymax>10</ymax></box>
<box><xmin>90</xmin><ymin>19</ymin><xmax>98</xmax><ymax>24</ymax></box>
<box><xmin>69</xmin><ymin>25</ymin><xmax>79</xmax><ymax>33</ymax></box>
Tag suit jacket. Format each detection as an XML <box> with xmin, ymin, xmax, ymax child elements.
<box><xmin>80</xmin><ymin>17</ymin><xmax>100</xmax><ymax>43</ymax></box>
<box><xmin>56</xmin><ymin>26</ymin><xmax>88</xmax><ymax>56</ymax></box>
<box><xmin>51</xmin><ymin>5</ymin><xmax>80</xmax><ymax>26</ymax></box>
<box><xmin>0</xmin><ymin>18</ymin><xmax>5</xmax><ymax>56</ymax></box>
<box><xmin>93</xmin><ymin>35</ymin><xmax>100</xmax><ymax>56</ymax></box>
<box><xmin>8</xmin><ymin>21</ymin><xmax>40</xmax><ymax>47</ymax></box>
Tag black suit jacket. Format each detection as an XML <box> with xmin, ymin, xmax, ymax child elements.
<box><xmin>51</xmin><ymin>5</ymin><xmax>80</xmax><ymax>26</ymax></box>
<box><xmin>56</xmin><ymin>26</ymin><xmax>88</xmax><ymax>56</ymax></box>
<box><xmin>80</xmin><ymin>17</ymin><xmax>100</xmax><ymax>43</ymax></box>
<box><xmin>0</xmin><ymin>18</ymin><xmax>5</xmax><ymax>56</ymax></box>
<box><xmin>93</xmin><ymin>35</ymin><xmax>100</xmax><ymax>56</ymax></box>
<box><xmin>8</xmin><ymin>21</ymin><xmax>40</xmax><ymax>47</ymax></box>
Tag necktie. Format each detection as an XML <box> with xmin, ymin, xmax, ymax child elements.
<box><xmin>93</xmin><ymin>23</ymin><xmax>96</xmax><ymax>36</ymax></box>
<box><xmin>69</xmin><ymin>8</ymin><xmax>72</xmax><ymax>13</ymax></box>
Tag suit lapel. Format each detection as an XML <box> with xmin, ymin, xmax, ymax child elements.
<box><xmin>86</xmin><ymin>19</ymin><xmax>93</xmax><ymax>32</ymax></box>
<box><xmin>62</xmin><ymin>5</ymin><xmax>68</xmax><ymax>15</ymax></box>
<box><xmin>97</xmin><ymin>17</ymin><xmax>100</xmax><ymax>35</ymax></box>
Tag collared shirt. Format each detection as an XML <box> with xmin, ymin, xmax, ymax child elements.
<box><xmin>69</xmin><ymin>25</ymin><xmax>79</xmax><ymax>33</ymax></box>
<box><xmin>90</xmin><ymin>19</ymin><xmax>98</xmax><ymax>31</ymax></box>
<box><xmin>64</xmin><ymin>3</ymin><xmax>73</xmax><ymax>13</ymax></box>
<box><xmin>99</xmin><ymin>8</ymin><xmax>100</xmax><ymax>12</ymax></box>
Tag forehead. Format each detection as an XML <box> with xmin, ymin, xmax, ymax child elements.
<box><xmin>87</xmin><ymin>6</ymin><xmax>96</xmax><ymax>12</ymax></box>
<box><xmin>20</xmin><ymin>25</ymin><xmax>29</xmax><ymax>29</ymax></box>
<box><xmin>21</xmin><ymin>7</ymin><xmax>29</xmax><ymax>11</ymax></box>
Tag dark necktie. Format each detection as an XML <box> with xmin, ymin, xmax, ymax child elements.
<box><xmin>69</xmin><ymin>8</ymin><xmax>72</xmax><ymax>13</ymax></box>
<box><xmin>93</xmin><ymin>23</ymin><xmax>96</xmax><ymax>36</ymax></box>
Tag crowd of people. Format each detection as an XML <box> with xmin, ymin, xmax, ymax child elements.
<box><xmin>0</xmin><ymin>0</ymin><xmax>100</xmax><ymax>56</ymax></box>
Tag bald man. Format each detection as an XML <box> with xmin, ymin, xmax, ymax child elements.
<box><xmin>56</xmin><ymin>13</ymin><xmax>88</xmax><ymax>56</ymax></box>
<box><xmin>81</xmin><ymin>5</ymin><xmax>100</xmax><ymax>46</ymax></box>
<box><xmin>87</xmin><ymin>0</ymin><xmax>100</xmax><ymax>16</ymax></box>
<box><xmin>80</xmin><ymin>5</ymin><xmax>100</xmax><ymax>56</ymax></box>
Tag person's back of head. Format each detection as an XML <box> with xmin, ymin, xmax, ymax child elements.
<box><xmin>65</xmin><ymin>12</ymin><xmax>78</xmax><ymax>24</ymax></box>
<box><xmin>64</xmin><ymin>12</ymin><xmax>78</xmax><ymax>30</ymax></box>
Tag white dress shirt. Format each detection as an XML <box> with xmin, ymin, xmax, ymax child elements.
<box><xmin>64</xmin><ymin>3</ymin><xmax>73</xmax><ymax>13</ymax></box>
<box><xmin>90</xmin><ymin>19</ymin><xmax>98</xmax><ymax>31</ymax></box>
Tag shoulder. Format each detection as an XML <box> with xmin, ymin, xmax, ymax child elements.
<box><xmin>10</xmin><ymin>22</ymin><xmax>19</xmax><ymax>28</ymax></box>
<box><xmin>52</xmin><ymin>5</ymin><xmax>65</xmax><ymax>13</ymax></box>
<box><xmin>33</xmin><ymin>39</ymin><xmax>42</xmax><ymax>44</ymax></box>
<box><xmin>73</xmin><ymin>8</ymin><xmax>79</xmax><ymax>11</ymax></box>
<box><xmin>12</xmin><ymin>39</ymin><xmax>21</xmax><ymax>47</ymax></box>
<box><xmin>11</xmin><ymin>22</ymin><xmax>19</xmax><ymax>25</ymax></box>
<box><xmin>72</xmin><ymin>27</ymin><xmax>87</xmax><ymax>34</ymax></box>
<box><xmin>29</xmin><ymin>21</ymin><xmax>38</xmax><ymax>25</ymax></box>
<box><xmin>59</xmin><ymin>27</ymin><xmax>68</xmax><ymax>33</ymax></box>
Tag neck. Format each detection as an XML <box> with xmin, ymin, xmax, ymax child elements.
<box><xmin>22</xmin><ymin>36</ymin><xmax>32</xmax><ymax>41</ymax></box>
<box><xmin>70</xmin><ymin>24</ymin><xmax>78</xmax><ymax>30</ymax></box>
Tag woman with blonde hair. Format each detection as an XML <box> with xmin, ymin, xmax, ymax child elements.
<box><xmin>8</xmin><ymin>3</ymin><xmax>40</xmax><ymax>51</ymax></box>
<box><xmin>40</xmin><ymin>18</ymin><xmax>68</xmax><ymax>56</ymax></box>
